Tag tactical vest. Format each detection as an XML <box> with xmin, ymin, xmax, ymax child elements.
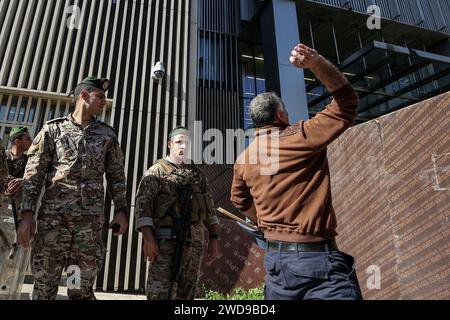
<box><xmin>153</xmin><ymin>159</ymin><xmax>213</xmax><ymax>228</ymax></box>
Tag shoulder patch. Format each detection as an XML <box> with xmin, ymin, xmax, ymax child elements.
<box><xmin>28</xmin><ymin>130</ymin><xmax>46</xmax><ymax>154</ymax></box>
<box><xmin>32</xmin><ymin>134</ymin><xmax>42</xmax><ymax>146</ymax></box>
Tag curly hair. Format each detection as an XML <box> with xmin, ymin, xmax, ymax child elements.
<box><xmin>249</xmin><ymin>92</ymin><xmax>285</xmax><ymax>128</ymax></box>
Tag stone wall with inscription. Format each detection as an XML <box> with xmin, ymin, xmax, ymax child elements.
<box><xmin>196</xmin><ymin>164</ymin><xmax>266</xmax><ymax>296</ymax></box>
<box><xmin>198</xmin><ymin>92</ymin><xmax>449</xmax><ymax>299</ymax></box>
<box><xmin>328</xmin><ymin>92</ymin><xmax>449</xmax><ymax>300</ymax></box>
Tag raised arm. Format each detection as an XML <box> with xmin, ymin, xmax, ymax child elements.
<box><xmin>290</xmin><ymin>43</ymin><xmax>350</xmax><ymax>92</ymax></box>
<box><xmin>289</xmin><ymin>44</ymin><xmax>359</xmax><ymax>149</ymax></box>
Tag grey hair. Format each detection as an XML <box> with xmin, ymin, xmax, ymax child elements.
<box><xmin>249</xmin><ymin>92</ymin><xmax>284</xmax><ymax>128</ymax></box>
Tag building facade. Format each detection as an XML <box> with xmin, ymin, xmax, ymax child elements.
<box><xmin>239</xmin><ymin>0</ymin><xmax>450</xmax><ymax>124</ymax></box>
<box><xmin>0</xmin><ymin>0</ymin><xmax>194</xmax><ymax>293</ymax></box>
<box><xmin>0</xmin><ymin>0</ymin><xmax>449</xmax><ymax>293</ymax></box>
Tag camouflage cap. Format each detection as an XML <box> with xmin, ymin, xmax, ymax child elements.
<box><xmin>9</xmin><ymin>126</ymin><xmax>28</xmax><ymax>142</ymax></box>
<box><xmin>168</xmin><ymin>126</ymin><xmax>190</xmax><ymax>139</ymax></box>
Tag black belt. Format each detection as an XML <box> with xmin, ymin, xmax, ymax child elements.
<box><xmin>266</xmin><ymin>240</ymin><xmax>339</xmax><ymax>252</ymax></box>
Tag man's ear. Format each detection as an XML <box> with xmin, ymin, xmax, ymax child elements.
<box><xmin>80</xmin><ymin>89</ymin><xmax>90</xmax><ymax>101</ymax></box>
<box><xmin>274</xmin><ymin>110</ymin><xmax>283</xmax><ymax>124</ymax></box>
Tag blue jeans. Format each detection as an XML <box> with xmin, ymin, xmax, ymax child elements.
<box><xmin>264</xmin><ymin>247</ymin><xmax>363</xmax><ymax>300</ymax></box>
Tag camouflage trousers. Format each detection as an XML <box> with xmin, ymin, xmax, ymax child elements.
<box><xmin>146</xmin><ymin>223</ymin><xmax>204</xmax><ymax>300</ymax></box>
<box><xmin>31</xmin><ymin>214</ymin><xmax>106</xmax><ymax>300</ymax></box>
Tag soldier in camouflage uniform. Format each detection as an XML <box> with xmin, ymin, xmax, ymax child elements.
<box><xmin>0</xmin><ymin>126</ymin><xmax>32</xmax><ymax>235</ymax></box>
<box><xmin>4</xmin><ymin>126</ymin><xmax>33</xmax><ymax>207</ymax></box>
<box><xmin>17</xmin><ymin>76</ymin><xmax>128</xmax><ymax>300</ymax></box>
<box><xmin>1</xmin><ymin>126</ymin><xmax>31</xmax><ymax>245</ymax></box>
<box><xmin>0</xmin><ymin>143</ymin><xmax>10</xmax><ymax>254</ymax></box>
<box><xmin>0</xmin><ymin>127</ymin><xmax>32</xmax><ymax>293</ymax></box>
<box><xmin>135</xmin><ymin>126</ymin><xmax>220</xmax><ymax>300</ymax></box>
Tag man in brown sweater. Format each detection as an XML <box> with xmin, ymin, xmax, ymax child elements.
<box><xmin>231</xmin><ymin>44</ymin><xmax>363</xmax><ymax>300</ymax></box>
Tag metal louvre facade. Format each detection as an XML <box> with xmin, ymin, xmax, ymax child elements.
<box><xmin>196</xmin><ymin>0</ymin><xmax>242</xmax><ymax>137</ymax></box>
<box><xmin>310</xmin><ymin>0</ymin><xmax>450</xmax><ymax>33</ymax></box>
<box><xmin>0</xmin><ymin>0</ymin><xmax>192</xmax><ymax>292</ymax></box>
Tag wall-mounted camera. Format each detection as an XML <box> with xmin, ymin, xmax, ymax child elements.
<box><xmin>151</xmin><ymin>61</ymin><xmax>165</xmax><ymax>81</ymax></box>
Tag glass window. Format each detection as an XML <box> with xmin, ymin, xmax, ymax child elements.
<box><xmin>239</xmin><ymin>43</ymin><xmax>266</xmax><ymax>130</ymax></box>
<box><xmin>18</xmin><ymin>98</ymin><xmax>28</xmax><ymax>122</ymax></box>
<box><xmin>27</xmin><ymin>104</ymin><xmax>36</xmax><ymax>123</ymax></box>
<box><xmin>243</xmin><ymin>98</ymin><xmax>253</xmax><ymax>130</ymax></box>
<box><xmin>0</xmin><ymin>96</ymin><xmax>8</xmax><ymax>121</ymax></box>
<box><xmin>7</xmin><ymin>98</ymin><xmax>17</xmax><ymax>121</ymax></box>
<box><xmin>48</xmin><ymin>104</ymin><xmax>56</xmax><ymax>120</ymax></box>
<box><xmin>198</xmin><ymin>34</ymin><xmax>225</xmax><ymax>83</ymax></box>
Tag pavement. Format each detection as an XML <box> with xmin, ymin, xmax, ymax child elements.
<box><xmin>20</xmin><ymin>283</ymin><xmax>147</xmax><ymax>300</ymax></box>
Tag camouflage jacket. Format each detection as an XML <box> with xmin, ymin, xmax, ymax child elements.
<box><xmin>3</xmin><ymin>150</ymin><xmax>29</xmax><ymax>205</ymax></box>
<box><xmin>5</xmin><ymin>150</ymin><xmax>28</xmax><ymax>179</ymax></box>
<box><xmin>21</xmin><ymin>115</ymin><xmax>127</xmax><ymax>217</ymax></box>
<box><xmin>135</xmin><ymin>157</ymin><xmax>219</xmax><ymax>231</ymax></box>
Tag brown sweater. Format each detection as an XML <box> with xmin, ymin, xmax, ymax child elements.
<box><xmin>231</xmin><ymin>84</ymin><xmax>358</xmax><ymax>243</ymax></box>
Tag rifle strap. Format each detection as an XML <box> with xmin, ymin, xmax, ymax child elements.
<box><xmin>11</xmin><ymin>199</ymin><xmax>19</xmax><ymax>231</ymax></box>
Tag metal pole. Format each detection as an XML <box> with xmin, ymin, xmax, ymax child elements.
<box><xmin>308</xmin><ymin>15</ymin><xmax>315</xmax><ymax>49</ymax></box>
<box><xmin>331</xmin><ymin>20</ymin><xmax>340</xmax><ymax>64</ymax></box>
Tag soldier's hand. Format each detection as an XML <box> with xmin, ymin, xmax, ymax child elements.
<box><xmin>289</xmin><ymin>44</ymin><xmax>321</xmax><ymax>69</ymax></box>
<box><xmin>206</xmin><ymin>239</ymin><xmax>219</xmax><ymax>265</ymax></box>
<box><xmin>17</xmin><ymin>211</ymin><xmax>36</xmax><ymax>249</ymax></box>
<box><xmin>7</xmin><ymin>178</ymin><xmax>23</xmax><ymax>195</ymax></box>
<box><xmin>109</xmin><ymin>211</ymin><xmax>128</xmax><ymax>236</ymax></box>
<box><xmin>143</xmin><ymin>236</ymin><xmax>159</xmax><ymax>264</ymax></box>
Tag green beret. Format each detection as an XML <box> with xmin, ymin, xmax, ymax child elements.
<box><xmin>169</xmin><ymin>126</ymin><xmax>190</xmax><ymax>139</ymax></box>
<box><xmin>10</xmin><ymin>126</ymin><xmax>28</xmax><ymax>141</ymax></box>
<box><xmin>80</xmin><ymin>76</ymin><xmax>110</xmax><ymax>92</ymax></box>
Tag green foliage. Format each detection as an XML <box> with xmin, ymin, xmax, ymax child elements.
<box><xmin>201</xmin><ymin>285</ymin><xmax>264</xmax><ymax>300</ymax></box>
<box><xmin>202</xmin><ymin>289</ymin><xmax>227</xmax><ymax>300</ymax></box>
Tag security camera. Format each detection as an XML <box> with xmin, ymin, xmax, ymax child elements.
<box><xmin>151</xmin><ymin>61</ymin><xmax>165</xmax><ymax>80</ymax></box>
